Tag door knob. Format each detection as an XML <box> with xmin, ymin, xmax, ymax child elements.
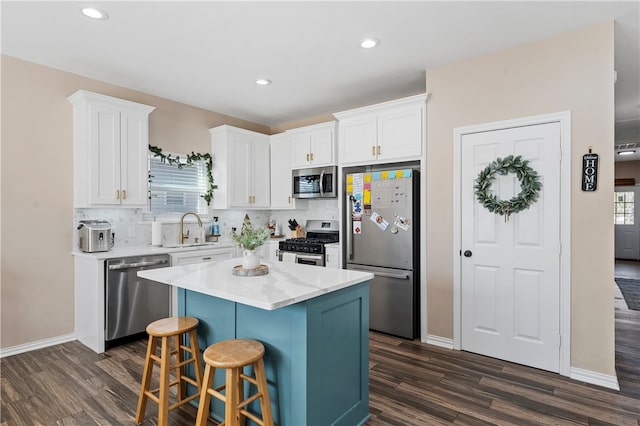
<box><xmin>463</xmin><ymin>250</ymin><xmax>472</xmax><ymax>257</ymax></box>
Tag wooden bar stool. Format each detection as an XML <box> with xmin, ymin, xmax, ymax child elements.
<box><xmin>195</xmin><ymin>339</ymin><xmax>274</xmax><ymax>426</ymax></box>
<box><xmin>135</xmin><ymin>316</ymin><xmax>204</xmax><ymax>425</ymax></box>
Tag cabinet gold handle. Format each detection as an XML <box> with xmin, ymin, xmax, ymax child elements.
<box><xmin>372</xmin><ymin>146</ymin><xmax>376</xmax><ymax>156</ymax></box>
<box><xmin>115</xmin><ymin>189</ymin><xmax>120</xmax><ymax>200</ymax></box>
<box><xmin>306</xmin><ymin>153</ymin><xmax>310</xmax><ymax>162</ymax></box>
<box><xmin>288</xmin><ymin>196</ymin><xmax>291</xmax><ymax>204</ymax></box>
<box><xmin>310</xmin><ymin>153</ymin><xmax>314</xmax><ymax>161</ymax></box>
<box><xmin>377</xmin><ymin>146</ymin><xmax>381</xmax><ymax>156</ymax></box>
<box><xmin>122</xmin><ymin>190</ymin><xmax>127</xmax><ymax>200</ymax></box>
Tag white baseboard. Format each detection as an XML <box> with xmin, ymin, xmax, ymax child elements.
<box><xmin>0</xmin><ymin>333</ymin><xmax>76</xmax><ymax>358</ymax></box>
<box><xmin>570</xmin><ymin>367</ymin><xmax>620</xmax><ymax>391</ymax></box>
<box><xmin>425</xmin><ymin>334</ymin><xmax>454</xmax><ymax>350</ymax></box>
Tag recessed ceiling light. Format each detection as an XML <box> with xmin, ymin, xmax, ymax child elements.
<box><xmin>617</xmin><ymin>150</ymin><xmax>636</xmax><ymax>156</ymax></box>
<box><xmin>80</xmin><ymin>6</ymin><xmax>109</xmax><ymax>20</ymax></box>
<box><xmin>255</xmin><ymin>78</ymin><xmax>272</xmax><ymax>86</ymax></box>
<box><xmin>360</xmin><ymin>38</ymin><xmax>380</xmax><ymax>49</ymax></box>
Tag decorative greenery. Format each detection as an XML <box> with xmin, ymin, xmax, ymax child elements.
<box><xmin>474</xmin><ymin>155</ymin><xmax>542</xmax><ymax>221</ymax></box>
<box><xmin>149</xmin><ymin>145</ymin><xmax>217</xmax><ymax>205</ymax></box>
<box><xmin>231</xmin><ymin>214</ymin><xmax>270</xmax><ymax>250</ymax></box>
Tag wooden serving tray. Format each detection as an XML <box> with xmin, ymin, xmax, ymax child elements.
<box><xmin>232</xmin><ymin>264</ymin><xmax>269</xmax><ymax>277</ymax></box>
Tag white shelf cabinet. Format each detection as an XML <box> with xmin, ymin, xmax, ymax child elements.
<box><xmin>335</xmin><ymin>94</ymin><xmax>426</xmax><ymax>166</ymax></box>
<box><xmin>270</xmin><ymin>133</ymin><xmax>307</xmax><ymax>210</ymax></box>
<box><xmin>68</xmin><ymin>90</ymin><xmax>155</xmax><ymax>207</ymax></box>
<box><xmin>288</xmin><ymin>121</ymin><xmax>336</xmax><ymax>169</ymax></box>
<box><xmin>210</xmin><ymin>125</ymin><xmax>270</xmax><ymax>209</ymax></box>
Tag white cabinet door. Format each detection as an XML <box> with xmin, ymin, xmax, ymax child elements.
<box><xmin>210</xmin><ymin>125</ymin><xmax>270</xmax><ymax>209</ymax></box>
<box><xmin>338</xmin><ymin>115</ymin><xmax>377</xmax><ymax>165</ymax></box>
<box><xmin>228</xmin><ymin>133</ymin><xmax>253</xmax><ymax>207</ymax></box>
<box><xmin>270</xmin><ymin>134</ymin><xmax>300</xmax><ymax>209</ymax></box>
<box><xmin>90</xmin><ymin>103</ymin><xmax>121</xmax><ymax>205</ymax></box>
<box><xmin>377</xmin><ymin>105</ymin><xmax>423</xmax><ymax>162</ymax></box>
<box><xmin>262</xmin><ymin>241</ymin><xmax>281</xmax><ymax>261</ymax></box>
<box><xmin>291</xmin><ymin>133</ymin><xmax>313</xmax><ymax>169</ymax></box>
<box><xmin>120</xmin><ymin>110</ymin><xmax>150</xmax><ymax>206</ymax></box>
<box><xmin>251</xmin><ymin>139</ymin><xmax>271</xmax><ymax>207</ymax></box>
<box><xmin>289</xmin><ymin>122</ymin><xmax>336</xmax><ymax>169</ymax></box>
<box><xmin>325</xmin><ymin>244</ymin><xmax>341</xmax><ymax>269</ymax></box>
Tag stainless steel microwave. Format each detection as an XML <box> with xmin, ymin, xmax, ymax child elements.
<box><xmin>292</xmin><ymin>166</ymin><xmax>338</xmax><ymax>199</ymax></box>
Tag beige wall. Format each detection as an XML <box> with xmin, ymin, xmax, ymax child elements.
<box><xmin>425</xmin><ymin>22</ymin><xmax>616</xmax><ymax>375</ymax></box>
<box><xmin>0</xmin><ymin>55</ymin><xmax>269</xmax><ymax>349</ymax></box>
<box><xmin>615</xmin><ymin>160</ymin><xmax>640</xmax><ymax>182</ymax></box>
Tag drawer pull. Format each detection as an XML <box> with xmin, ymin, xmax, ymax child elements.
<box><xmin>202</xmin><ymin>257</ymin><xmax>212</xmax><ymax>261</ymax></box>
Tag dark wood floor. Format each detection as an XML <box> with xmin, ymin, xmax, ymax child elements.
<box><xmin>2</xmin><ymin>263</ymin><xmax>639</xmax><ymax>425</ymax></box>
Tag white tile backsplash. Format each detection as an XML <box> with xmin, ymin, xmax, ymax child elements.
<box><xmin>74</xmin><ymin>199</ymin><xmax>339</xmax><ymax>249</ymax></box>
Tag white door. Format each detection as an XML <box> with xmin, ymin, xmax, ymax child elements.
<box><xmin>615</xmin><ymin>186</ymin><xmax>640</xmax><ymax>260</ymax></box>
<box><xmin>461</xmin><ymin>122</ymin><xmax>561</xmax><ymax>373</ymax></box>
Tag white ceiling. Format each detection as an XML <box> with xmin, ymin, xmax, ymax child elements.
<box><xmin>2</xmin><ymin>1</ymin><xmax>639</xmax><ymax>159</ymax></box>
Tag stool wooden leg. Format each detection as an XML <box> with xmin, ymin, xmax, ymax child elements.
<box><xmin>254</xmin><ymin>358</ymin><xmax>274</xmax><ymax>426</ymax></box>
<box><xmin>158</xmin><ymin>336</ymin><xmax>171</xmax><ymax>426</ymax></box>
<box><xmin>226</xmin><ymin>367</ymin><xmax>241</xmax><ymax>426</ymax></box>
<box><xmin>174</xmin><ymin>334</ymin><xmax>185</xmax><ymax>401</ymax></box>
<box><xmin>195</xmin><ymin>364</ymin><xmax>215</xmax><ymax>426</ymax></box>
<box><xmin>189</xmin><ymin>329</ymin><xmax>204</xmax><ymax>392</ymax></box>
<box><xmin>135</xmin><ymin>335</ymin><xmax>156</xmax><ymax>424</ymax></box>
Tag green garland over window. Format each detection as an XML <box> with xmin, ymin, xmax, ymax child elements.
<box><xmin>474</xmin><ymin>155</ymin><xmax>542</xmax><ymax>221</ymax></box>
<box><xmin>149</xmin><ymin>145</ymin><xmax>216</xmax><ymax>206</ymax></box>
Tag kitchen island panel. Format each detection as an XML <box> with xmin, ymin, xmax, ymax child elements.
<box><xmin>178</xmin><ymin>280</ymin><xmax>370</xmax><ymax>426</ymax></box>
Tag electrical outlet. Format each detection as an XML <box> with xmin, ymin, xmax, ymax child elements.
<box><xmin>128</xmin><ymin>226</ymin><xmax>136</xmax><ymax>238</ymax></box>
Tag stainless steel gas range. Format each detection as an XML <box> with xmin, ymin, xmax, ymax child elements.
<box><xmin>278</xmin><ymin>220</ymin><xmax>339</xmax><ymax>266</ymax></box>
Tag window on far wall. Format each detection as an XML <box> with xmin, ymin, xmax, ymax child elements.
<box><xmin>148</xmin><ymin>153</ymin><xmax>208</xmax><ymax>216</ymax></box>
<box><xmin>614</xmin><ymin>191</ymin><xmax>635</xmax><ymax>225</ymax></box>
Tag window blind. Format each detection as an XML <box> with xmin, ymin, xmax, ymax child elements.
<box><xmin>148</xmin><ymin>155</ymin><xmax>208</xmax><ymax>215</ymax></box>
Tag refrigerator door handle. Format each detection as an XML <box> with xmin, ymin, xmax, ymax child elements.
<box><xmin>347</xmin><ymin>195</ymin><xmax>355</xmax><ymax>260</ymax></box>
<box><xmin>373</xmin><ymin>271</ymin><xmax>411</xmax><ymax>280</ymax></box>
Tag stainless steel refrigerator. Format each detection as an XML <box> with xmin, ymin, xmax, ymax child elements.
<box><xmin>345</xmin><ymin>169</ymin><xmax>419</xmax><ymax>339</ymax></box>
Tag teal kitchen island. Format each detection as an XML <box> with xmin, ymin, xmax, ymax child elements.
<box><xmin>138</xmin><ymin>258</ymin><xmax>374</xmax><ymax>426</ymax></box>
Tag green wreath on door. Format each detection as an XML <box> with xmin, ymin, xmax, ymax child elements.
<box><xmin>474</xmin><ymin>155</ymin><xmax>542</xmax><ymax>221</ymax></box>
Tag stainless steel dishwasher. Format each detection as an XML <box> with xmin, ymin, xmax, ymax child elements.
<box><xmin>105</xmin><ymin>254</ymin><xmax>170</xmax><ymax>348</ymax></box>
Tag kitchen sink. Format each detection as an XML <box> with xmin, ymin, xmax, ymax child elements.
<box><xmin>162</xmin><ymin>242</ymin><xmax>219</xmax><ymax>249</ymax></box>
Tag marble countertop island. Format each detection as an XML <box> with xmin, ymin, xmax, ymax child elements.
<box><xmin>138</xmin><ymin>257</ymin><xmax>374</xmax><ymax>310</ymax></box>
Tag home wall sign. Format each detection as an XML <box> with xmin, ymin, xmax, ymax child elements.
<box><xmin>581</xmin><ymin>151</ymin><xmax>599</xmax><ymax>192</ymax></box>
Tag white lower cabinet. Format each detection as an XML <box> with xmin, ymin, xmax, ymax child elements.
<box><xmin>325</xmin><ymin>243</ymin><xmax>341</xmax><ymax>269</ymax></box>
<box><xmin>264</xmin><ymin>241</ymin><xmax>281</xmax><ymax>262</ymax></box>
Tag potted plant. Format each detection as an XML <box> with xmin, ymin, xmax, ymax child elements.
<box><xmin>231</xmin><ymin>214</ymin><xmax>270</xmax><ymax>269</ymax></box>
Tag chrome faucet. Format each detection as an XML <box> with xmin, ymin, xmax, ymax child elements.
<box><xmin>179</xmin><ymin>212</ymin><xmax>203</xmax><ymax>244</ymax></box>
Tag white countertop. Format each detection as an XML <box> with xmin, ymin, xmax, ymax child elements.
<box><xmin>138</xmin><ymin>258</ymin><xmax>374</xmax><ymax>310</ymax></box>
<box><xmin>72</xmin><ymin>241</ymin><xmax>237</xmax><ymax>260</ymax></box>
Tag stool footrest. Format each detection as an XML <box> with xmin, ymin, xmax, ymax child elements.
<box><xmin>168</xmin><ymin>392</ymin><xmax>199</xmax><ymax>411</ymax></box>
<box><xmin>238</xmin><ymin>390</ymin><xmax>263</xmax><ymax>409</ymax></box>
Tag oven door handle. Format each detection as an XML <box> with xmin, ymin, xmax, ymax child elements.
<box><xmin>296</xmin><ymin>253</ymin><xmax>323</xmax><ymax>261</ymax></box>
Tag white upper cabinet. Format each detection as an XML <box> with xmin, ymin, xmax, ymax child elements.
<box><xmin>335</xmin><ymin>94</ymin><xmax>427</xmax><ymax>166</ymax></box>
<box><xmin>68</xmin><ymin>90</ymin><xmax>155</xmax><ymax>208</ymax></box>
<box><xmin>210</xmin><ymin>125</ymin><xmax>270</xmax><ymax>209</ymax></box>
<box><xmin>270</xmin><ymin>133</ymin><xmax>306</xmax><ymax>210</ymax></box>
<box><xmin>288</xmin><ymin>121</ymin><xmax>336</xmax><ymax>169</ymax></box>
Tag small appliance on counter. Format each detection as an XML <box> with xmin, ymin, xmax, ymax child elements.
<box><xmin>77</xmin><ymin>220</ymin><xmax>112</xmax><ymax>252</ymax></box>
